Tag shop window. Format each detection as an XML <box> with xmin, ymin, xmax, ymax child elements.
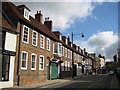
<box><xmin>2</xmin><ymin>55</ymin><xmax>10</xmax><ymax>81</ymax></box>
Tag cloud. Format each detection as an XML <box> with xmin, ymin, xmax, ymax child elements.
<box><xmin>74</xmin><ymin>31</ymin><xmax>118</xmax><ymax>62</ymax></box>
<box><xmin>13</xmin><ymin>0</ymin><xmax>119</xmax><ymax>31</ymax></box>
<box><xmin>14</xmin><ymin>2</ymin><xmax>95</xmax><ymax>31</ymax></box>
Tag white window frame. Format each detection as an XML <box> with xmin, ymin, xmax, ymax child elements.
<box><xmin>47</xmin><ymin>38</ymin><xmax>51</xmax><ymax>51</ymax></box>
<box><xmin>62</xmin><ymin>46</ymin><xmax>64</xmax><ymax>56</ymax></box>
<box><xmin>66</xmin><ymin>38</ymin><xmax>68</xmax><ymax>44</ymax></box>
<box><xmin>70</xmin><ymin>51</ymin><xmax>72</xmax><ymax>59</ymax></box>
<box><xmin>21</xmin><ymin>51</ymin><xmax>28</xmax><ymax>70</ymax></box>
<box><xmin>31</xmin><ymin>53</ymin><xmax>37</xmax><ymax>70</ymax></box>
<box><xmin>65</xmin><ymin>61</ymin><xmax>68</xmax><ymax>71</ymax></box>
<box><xmin>68</xmin><ymin>62</ymin><xmax>70</xmax><ymax>71</ymax></box>
<box><xmin>39</xmin><ymin>55</ymin><xmax>44</xmax><ymax>70</ymax></box>
<box><xmin>22</xmin><ymin>25</ymin><xmax>29</xmax><ymax>44</ymax></box>
<box><xmin>71</xmin><ymin>43</ymin><xmax>72</xmax><ymax>47</ymax></box>
<box><xmin>59</xmin><ymin>34</ymin><xmax>62</xmax><ymax>40</ymax></box>
<box><xmin>61</xmin><ymin>62</ymin><xmax>64</xmax><ymax>71</ymax></box>
<box><xmin>24</xmin><ymin>8</ymin><xmax>30</xmax><ymax>20</ymax></box>
<box><xmin>58</xmin><ymin>43</ymin><xmax>62</xmax><ymax>55</ymax></box>
<box><xmin>32</xmin><ymin>30</ymin><xmax>38</xmax><ymax>46</ymax></box>
<box><xmin>40</xmin><ymin>35</ymin><xmax>45</xmax><ymax>49</ymax></box>
<box><xmin>68</xmin><ymin>49</ymin><xmax>70</xmax><ymax>58</ymax></box>
<box><xmin>53</xmin><ymin>42</ymin><xmax>58</xmax><ymax>54</ymax></box>
<box><xmin>65</xmin><ymin>48</ymin><xmax>67</xmax><ymax>58</ymax></box>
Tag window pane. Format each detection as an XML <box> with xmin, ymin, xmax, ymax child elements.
<box><xmin>23</xmin><ymin>27</ymin><xmax>28</xmax><ymax>43</ymax></box>
<box><xmin>32</xmin><ymin>55</ymin><xmax>35</xmax><ymax>61</ymax></box>
<box><xmin>32</xmin><ymin>62</ymin><xmax>35</xmax><ymax>68</ymax></box>
<box><xmin>22</xmin><ymin>61</ymin><xmax>26</xmax><ymax>67</ymax></box>
<box><xmin>2</xmin><ymin>55</ymin><xmax>10</xmax><ymax>81</ymax></box>
<box><xmin>33</xmin><ymin>31</ymin><xmax>37</xmax><ymax>45</ymax></box>
<box><xmin>31</xmin><ymin>55</ymin><xmax>36</xmax><ymax>69</ymax></box>
<box><xmin>22</xmin><ymin>53</ymin><xmax>26</xmax><ymax>60</ymax></box>
<box><xmin>39</xmin><ymin>56</ymin><xmax>44</xmax><ymax>70</ymax></box>
<box><xmin>40</xmin><ymin>64</ymin><xmax>43</xmax><ymax>69</ymax></box>
<box><xmin>40</xmin><ymin>57</ymin><xmax>43</xmax><ymax>63</ymax></box>
<box><xmin>40</xmin><ymin>36</ymin><xmax>44</xmax><ymax>48</ymax></box>
<box><xmin>54</xmin><ymin>43</ymin><xmax>58</xmax><ymax>53</ymax></box>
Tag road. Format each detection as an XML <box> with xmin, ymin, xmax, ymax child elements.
<box><xmin>55</xmin><ymin>74</ymin><xmax>113</xmax><ymax>89</ymax></box>
<box><xmin>40</xmin><ymin>74</ymin><xmax>119</xmax><ymax>90</ymax></box>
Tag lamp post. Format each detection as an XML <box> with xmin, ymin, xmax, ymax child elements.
<box><xmin>71</xmin><ymin>32</ymin><xmax>84</xmax><ymax>78</ymax></box>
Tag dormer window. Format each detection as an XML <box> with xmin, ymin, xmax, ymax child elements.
<box><xmin>17</xmin><ymin>5</ymin><xmax>31</xmax><ymax>20</ymax></box>
<box><xmin>59</xmin><ymin>35</ymin><xmax>62</xmax><ymax>40</ymax></box>
<box><xmin>24</xmin><ymin>8</ymin><xmax>30</xmax><ymax>20</ymax></box>
<box><xmin>66</xmin><ymin>38</ymin><xmax>68</xmax><ymax>44</ymax></box>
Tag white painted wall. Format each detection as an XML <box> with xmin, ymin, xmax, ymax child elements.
<box><xmin>0</xmin><ymin>32</ymin><xmax>17</xmax><ymax>88</ymax></box>
<box><xmin>5</xmin><ymin>32</ymin><xmax>17</xmax><ymax>52</ymax></box>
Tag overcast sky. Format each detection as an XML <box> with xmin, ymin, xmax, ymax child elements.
<box><xmin>11</xmin><ymin>0</ymin><xmax>119</xmax><ymax>62</ymax></box>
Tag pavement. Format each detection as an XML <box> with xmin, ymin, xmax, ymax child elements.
<box><xmin>2</xmin><ymin>74</ymin><xmax>120</xmax><ymax>89</ymax></box>
<box><xmin>2</xmin><ymin>76</ymin><xmax>82</xmax><ymax>89</ymax></box>
<box><xmin>109</xmin><ymin>74</ymin><xmax>120</xmax><ymax>89</ymax></box>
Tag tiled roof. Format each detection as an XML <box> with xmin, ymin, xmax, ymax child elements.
<box><xmin>1</xmin><ymin>11</ymin><xmax>18</xmax><ymax>33</ymax></box>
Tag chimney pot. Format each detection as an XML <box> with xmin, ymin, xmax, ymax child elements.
<box><xmin>45</xmin><ymin>17</ymin><xmax>50</xmax><ymax>21</ymax></box>
<box><xmin>39</xmin><ymin>11</ymin><xmax>41</xmax><ymax>13</ymax></box>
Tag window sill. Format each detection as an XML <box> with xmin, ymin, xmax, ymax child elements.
<box><xmin>22</xmin><ymin>41</ymin><xmax>28</xmax><ymax>44</ymax></box>
<box><xmin>32</xmin><ymin>44</ymin><xmax>38</xmax><ymax>48</ymax></box>
<box><xmin>31</xmin><ymin>69</ymin><xmax>36</xmax><ymax>71</ymax></box>
<box><xmin>47</xmin><ymin>49</ymin><xmax>50</xmax><ymax>52</ymax></box>
<box><xmin>21</xmin><ymin>68</ymin><xmax>27</xmax><ymax>70</ymax></box>
<box><xmin>40</xmin><ymin>47</ymin><xmax>45</xmax><ymax>50</ymax></box>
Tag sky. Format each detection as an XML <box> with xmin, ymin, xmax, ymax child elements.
<box><xmin>12</xmin><ymin>0</ymin><xmax>119</xmax><ymax>62</ymax></box>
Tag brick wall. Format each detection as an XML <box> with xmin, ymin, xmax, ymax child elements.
<box><xmin>14</xmin><ymin>22</ymin><xmax>54</xmax><ymax>85</ymax></box>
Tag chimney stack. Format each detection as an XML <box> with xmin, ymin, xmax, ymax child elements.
<box><xmin>62</xmin><ymin>36</ymin><xmax>66</xmax><ymax>43</ymax></box>
<box><xmin>44</xmin><ymin>17</ymin><xmax>52</xmax><ymax>31</ymax></box>
<box><xmin>35</xmin><ymin>11</ymin><xmax>43</xmax><ymax>23</ymax></box>
<box><xmin>68</xmin><ymin>36</ymin><xmax>70</xmax><ymax>42</ymax></box>
<box><xmin>84</xmin><ymin>48</ymin><xmax>86</xmax><ymax>52</ymax></box>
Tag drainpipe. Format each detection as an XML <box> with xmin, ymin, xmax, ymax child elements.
<box><xmin>17</xmin><ymin>23</ymin><xmax>22</xmax><ymax>86</ymax></box>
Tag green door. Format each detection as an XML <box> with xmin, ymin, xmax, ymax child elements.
<box><xmin>51</xmin><ymin>63</ymin><xmax>58</xmax><ymax>79</ymax></box>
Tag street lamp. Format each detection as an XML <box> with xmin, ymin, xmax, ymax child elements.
<box><xmin>71</xmin><ymin>32</ymin><xmax>84</xmax><ymax>78</ymax></box>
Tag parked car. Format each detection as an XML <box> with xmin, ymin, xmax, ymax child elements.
<box><xmin>109</xmin><ymin>70</ymin><xmax>114</xmax><ymax>75</ymax></box>
<box><xmin>116</xmin><ymin>68</ymin><xmax>120</xmax><ymax>80</ymax></box>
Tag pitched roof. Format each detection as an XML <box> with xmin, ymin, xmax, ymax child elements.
<box><xmin>1</xmin><ymin>10</ymin><xmax>18</xmax><ymax>34</ymax></box>
<box><xmin>2</xmin><ymin>2</ymin><xmax>87</xmax><ymax>57</ymax></box>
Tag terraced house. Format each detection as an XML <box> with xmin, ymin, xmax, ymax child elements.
<box><xmin>1</xmin><ymin>2</ymin><xmax>100</xmax><ymax>88</ymax></box>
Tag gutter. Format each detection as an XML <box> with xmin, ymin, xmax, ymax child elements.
<box><xmin>17</xmin><ymin>22</ymin><xmax>22</xmax><ymax>86</ymax></box>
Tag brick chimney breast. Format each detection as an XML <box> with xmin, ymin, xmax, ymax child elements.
<box><xmin>35</xmin><ymin>11</ymin><xmax>43</xmax><ymax>23</ymax></box>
